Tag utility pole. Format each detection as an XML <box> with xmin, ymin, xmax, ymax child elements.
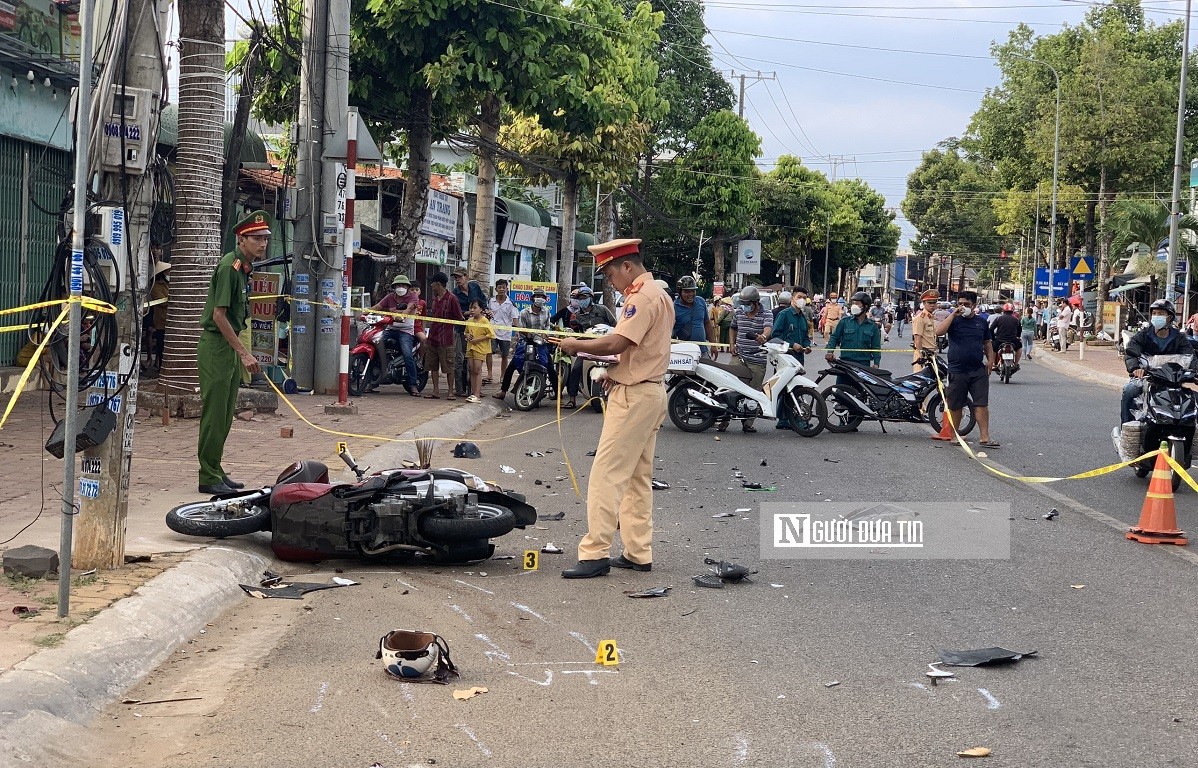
<box><xmin>290</xmin><ymin>0</ymin><xmax>328</xmax><ymax>391</ymax></box>
<box><xmin>728</xmin><ymin>70</ymin><xmax>776</xmax><ymax>119</ymax></box>
<box><xmin>313</xmin><ymin>0</ymin><xmax>351</xmax><ymax>395</ymax></box>
<box><xmin>1166</xmin><ymin>0</ymin><xmax>1192</xmax><ymax>305</ymax></box>
<box><xmin>69</xmin><ymin>0</ymin><xmax>168</xmax><ymax>584</ymax></box>
<box><xmin>821</xmin><ymin>155</ymin><xmax>850</xmax><ymax>296</ymax></box>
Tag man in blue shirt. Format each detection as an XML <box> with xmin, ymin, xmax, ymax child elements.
<box><xmin>672</xmin><ymin>276</ymin><xmax>715</xmax><ymax>358</ymax></box>
<box><xmin>935</xmin><ymin>290</ymin><xmax>998</xmax><ymax>447</ymax></box>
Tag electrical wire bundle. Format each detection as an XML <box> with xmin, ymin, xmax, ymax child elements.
<box><xmin>30</xmin><ymin>235</ymin><xmax>121</xmax><ymax>395</ymax></box>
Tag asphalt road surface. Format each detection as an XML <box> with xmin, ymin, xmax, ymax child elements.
<box><xmin>77</xmin><ymin>347</ymin><xmax>1198</xmax><ymax>768</ymax></box>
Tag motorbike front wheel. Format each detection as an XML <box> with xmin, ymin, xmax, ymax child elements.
<box><xmin>822</xmin><ymin>388</ymin><xmax>864</xmax><ymax>433</ymax></box>
<box><xmin>348</xmin><ymin>352</ymin><xmax>375</xmax><ymax>397</ymax></box>
<box><xmin>166</xmin><ymin>492</ymin><xmax>271</xmax><ymax>538</ymax></box>
<box><xmin>668</xmin><ymin>382</ymin><xmax>718</xmax><ymax>432</ymax></box>
<box><xmin>513</xmin><ymin>371</ymin><xmax>546</xmax><ymax>411</ymax></box>
<box><xmin>590</xmin><ymin>379</ymin><xmax>606</xmax><ymax>414</ymax></box>
<box><xmin>419</xmin><ymin>504</ymin><xmax>517</xmax><ymax>543</ymax></box>
<box><xmin>780</xmin><ymin>386</ymin><xmax>826</xmax><ymax>437</ymax></box>
<box><xmin>926</xmin><ymin>393</ymin><xmax>976</xmax><ymax>436</ymax></box>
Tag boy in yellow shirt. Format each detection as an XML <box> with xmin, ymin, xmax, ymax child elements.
<box><xmin>463</xmin><ymin>299</ymin><xmax>495</xmax><ymax>403</ymax></box>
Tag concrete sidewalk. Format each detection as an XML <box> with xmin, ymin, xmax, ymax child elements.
<box><xmin>1027</xmin><ymin>339</ymin><xmax>1127</xmax><ymax>390</ymax></box>
<box><xmin>0</xmin><ymin>381</ymin><xmax>510</xmax><ymax>766</ymax></box>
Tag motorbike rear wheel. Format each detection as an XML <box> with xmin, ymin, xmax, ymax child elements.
<box><xmin>419</xmin><ymin>503</ymin><xmax>516</xmax><ymax>543</ymax></box>
<box><xmin>166</xmin><ymin>492</ymin><xmax>271</xmax><ymax>538</ymax></box>
<box><xmin>348</xmin><ymin>352</ymin><xmax>375</xmax><ymax>397</ymax></box>
<box><xmin>822</xmin><ymin>387</ymin><xmax>864</xmax><ymax>433</ymax></box>
<box><xmin>513</xmin><ymin>371</ymin><xmax>546</xmax><ymax>411</ymax></box>
<box><xmin>781</xmin><ymin>386</ymin><xmax>826</xmax><ymax>437</ymax></box>
<box><xmin>926</xmin><ymin>393</ymin><xmax>976</xmax><ymax>436</ymax></box>
<box><xmin>1001</xmin><ymin>363</ymin><xmax>1012</xmax><ymax>384</ymax></box>
<box><xmin>668</xmin><ymin>382</ymin><xmax>718</xmax><ymax>433</ymax></box>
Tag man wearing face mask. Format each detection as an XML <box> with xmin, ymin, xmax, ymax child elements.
<box><xmin>1121</xmin><ymin>299</ymin><xmax>1197</xmax><ymax>424</ymax></box>
<box><xmin>493</xmin><ymin>287</ymin><xmax>556</xmax><ymax>400</ymax></box>
<box><xmin>722</xmin><ymin>284</ymin><xmax>771</xmax><ymax>433</ymax></box>
<box><xmin>935</xmin><ymin>290</ymin><xmax>998</xmax><ymax>448</ymax></box>
<box><xmin>769</xmin><ymin>287</ymin><xmax>813</xmax><ymax>430</ymax></box>
<box><xmin>824</xmin><ymin>291</ymin><xmax>882</xmax><ymax>371</ymax></box>
<box><xmin>560</xmin><ymin>285</ymin><xmax>616</xmax><ymax>408</ymax></box>
<box><xmin>371</xmin><ymin>274</ymin><xmax>419</xmax><ymax>394</ymax></box>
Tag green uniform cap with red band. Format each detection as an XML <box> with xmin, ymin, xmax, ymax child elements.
<box><xmin>234</xmin><ymin>209</ymin><xmax>273</xmax><ymax>237</ymax></box>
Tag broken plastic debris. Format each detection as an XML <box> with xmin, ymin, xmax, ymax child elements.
<box><xmin>624</xmin><ymin>586</ymin><xmax>671</xmax><ymax>598</ymax></box>
<box><xmin>823</xmin><ymin>458</ymin><xmax>839</xmax><ymax>463</ymax></box>
<box><xmin>769</xmin><ymin>583</ymin><xmax>784</xmax><ymax>588</ymax></box>
<box><xmin>452</xmin><ymin>686</ymin><xmax>488</xmax><ymax>701</ymax></box>
<box><xmin>935</xmin><ymin>647</ymin><xmax>1037</xmax><ymax>667</ymax></box>
<box><xmin>585</xmin><ymin>450</ymin><xmax>597</xmax><ymax>456</ymax></box>
<box><xmin>500</xmin><ymin>465</ymin><xmax>516</xmax><ymax>474</ymax></box>
<box><xmin>1070</xmin><ymin>584</ymin><xmax>1085</xmax><ymax>589</ymax></box>
<box><xmin>760</xmin><ymin>460</ymin><xmax>768</xmax><ymax>466</ymax></box>
<box><xmin>1043</xmin><ymin>508</ymin><xmax>1059</xmax><ymax>520</ymax></box>
<box><xmin>742</xmin><ymin>482</ymin><xmax>777</xmax><ymax>491</ymax></box>
<box><xmin>540</xmin><ymin>543</ymin><xmax>563</xmax><ymax>554</ymax></box>
<box><xmin>651</xmin><ymin>479</ymin><xmax>670</xmax><ymax>490</ymax></box>
<box><xmin>692</xmin><ymin>574</ymin><xmax>725</xmax><ymax>589</ymax></box>
<box><xmin>260</xmin><ymin>570</ymin><xmax>283</xmax><ymax>587</ymax></box>
<box><xmin>538</xmin><ymin>511</ymin><xmax>566</xmax><ymax>521</ymax></box>
<box><xmin>704</xmin><ymin>557</ymin><xmax>752</xmax><ymax>582</ymax></box>
<box><xmin>735</xmin><ymin>508</ymin><xmax>752</xmax><ymax>513</ymax></box>
<box><xmin>526</xmin><ymin>451</ymin><xmax>545</xmax><ymax>457</ymax></box>
<box><xmin>238</xmin><ymin>582</ymin><xmax>352</xmax><ymax>600</ymax></box>
<box><xmin>712</xmin><ymin>512</ymin><xmax>737</xmax><ymax>518</ymax></box>
<box><xmin>493</xmin><ymin>555</ymin><xmax>515</xmax><ymax>560</ymax></box>
<box><xmin>926</xmin><ymin>662</ymin><xmax>956</xmax><ymax>684</ymax></box>
<box><xmin>11</xmin><ymin>605</ymin><xmax>37</xmax><ymax>616</ymax></box>
<box><xmin>332</xmin><ymin>577</ymin><xmax>358</xmax><ymax>586</ymax></box>
<box><xmin>823</xmin><ymin>680</ymin><xmax>840</xmax><ymax>688</ymax></box>
<box><xmin>956</xmin><ymin>747</ymin><xmax>991</xmax><ymax>758</ymax></box>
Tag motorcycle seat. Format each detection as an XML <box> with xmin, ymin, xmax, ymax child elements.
<box><xmin>840</xmin><ymin>359</ymin><xmax>892</xmax><ymax>378</ymax></box>
<box><xmin>702</xmin><ymin>358</ymin><xmax>755</xmax><ymax>382</ymax></box>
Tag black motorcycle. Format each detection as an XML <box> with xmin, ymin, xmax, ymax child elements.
<box><xmin>166</xmin><ymin>450</ymin><xmax>536</xmax><ymax>563</ymax></box>
<box><xmin>996</xmin><ymin>341</ymin><xmax>1018</xmax><ymax>384</ymax></box>
<box><xmin>815</xmin><ymin>351</ymin><xmax>976</xmax><ymax>435</ymax></box>
<box><xmin>1116</xmin><ymin>353</ymin><xmax>1198</xmax><ymax>491</ymax></box>
<box><xmin>512</xmin><ymin>335</ymin><xmax>551</xmax><ymax>411</ymax></box>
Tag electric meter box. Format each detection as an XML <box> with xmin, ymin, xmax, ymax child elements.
<box><xmin>85</xmin><ymin>206</ymin><xmax>146</xmax><ymax>293</ymax></box>
<box><xmin>99</xmin><ymin>85</ymin><xmax>154</xmax><ymax>174</ymax></box>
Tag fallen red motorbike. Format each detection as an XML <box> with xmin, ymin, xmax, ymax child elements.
<box><xmin>165</xmin><ymin>450</ymin><xmax>536</xmax><ymax>563</ymax></box>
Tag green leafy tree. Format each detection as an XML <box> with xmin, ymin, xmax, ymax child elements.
<box><xmin>1110</xmin><ymin>198</ymin><xmax>1198</xmax><ymax>281</ymax></box>
<box><xmin>902</xmin><ymin>144</ymin><xmax>1001</xmax><ymax>261</ymax></box>
<box><xmin>664</xmin><ymin>110</ymin><xmax>761</xmax><ymax>284</ymax></box>
<box><xmin>502</xmin><ymin>0</ymin><xmax>666</xmax><ymax>296</ymax></box>
<box><xmin>755</xmin><ymin>155</ymin><xmax>833</xmax><ymax>288</ymax></box>
<box><xmin>828</xmin><ymin>178</ymin><xmax>901</xmax><ymax>279</ymax></box>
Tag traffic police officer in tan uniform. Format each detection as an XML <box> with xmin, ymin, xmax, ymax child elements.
<box><xmin>911</xmin><ymin>289</ymin><xmax>940</xmax><ymax>370</ymax></box>
<box><xmin>196</xmin><ymin>210</ymin><xmax>268</xmax><ymax>495</ymax></box>
<box><xmin>553</xmin><ymin>238</ymin><xmax>672</xmax><ymax>578</ymax></box>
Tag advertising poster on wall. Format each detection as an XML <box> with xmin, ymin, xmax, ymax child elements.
<box><xmin>509</xmin><ymin>280</ymin><xmax>559</xmax><ymax>316</ymax></box>
<box><xmin>250</xmin><ymin>272</ymin><xmax>281</xmax><ymax>366</ymax></box>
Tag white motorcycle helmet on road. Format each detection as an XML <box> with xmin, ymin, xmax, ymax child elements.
<box><xmin>376</xmin><ymin>630</ymin><xmax>460</xmax><ymax>683</ymax></box>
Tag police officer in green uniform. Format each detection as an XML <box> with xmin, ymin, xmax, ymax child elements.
<box><xmin>197</xmin><ymin>210</ymin><xmax>269</xmax><ymax>494</ymax></box>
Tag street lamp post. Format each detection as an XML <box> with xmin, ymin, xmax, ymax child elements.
<box><xmin>1167</xmin><ymin>0</ymin><xmax>1193</xmax><ymax>306</ymax></box>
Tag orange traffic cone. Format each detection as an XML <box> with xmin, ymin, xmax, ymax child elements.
<box><xmin>1127</xmin><ymin>445</ymin><xmax>1187</xmax><ymax>546</ymax></box>
<box><xmin>931</xmin><ymin>410</ymin><xmax>956</xmax><ymax>441</ymax></box>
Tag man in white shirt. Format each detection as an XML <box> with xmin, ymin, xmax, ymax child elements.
<box><xmin>1055</xmin><ymin>299</ymin><xmax>1074</xmax><ymax>352</ymax></box>
<box><xmin>488</xmin><ymin>278</ymin><xmax>519</xmax><ymax>383</ymax></box>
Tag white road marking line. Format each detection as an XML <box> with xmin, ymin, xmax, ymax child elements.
<box><xmin>507</xmin><ymin>669</ymin><xmax>554</xmax><ymax>686</ymax></box>
<box><xmin>809</xmin><ymin>742</ymin><xmax>836</xmax><ymax>768</ymax></box>
<box><xmin>309</xmin><ymin>681</ymin><xmax>328</xmax><ymax>713</ymax></box>
<box><xmin>977</xmin><ymin>687</ymin><xmax>1001</xmax><ymax>710</ymax></box>
<box><xmin>453</xmin><ymin>724</ymin><xmax>493</xmax><ymax>757</ymax></box>
<box><xmin>399</xmin><ymin>682</ymin><xmax>416</xmax><ymax>704</ymax></box>
<box><xmin>454</xmin><ymin>578</ymin><xmax>495</xmax><ymax>595</ymax></box>
<box><xmin>560</xmin><ymin>669</ymin><xmax>619</xmax><ymax>685</ymax></box>
<box><xmin>510</xmin><ymin>601</ymin><xmax>549</xmax><ymax>623</ymax></box>
<box><xmin>394</xmin><ymin>578</ymin><xmax>419</xmax><ymax>590</ymax></box>
<box><xmin>474</xmin><ymin>633</ymin><xmax>512</xmax><ymax>663</ymax></box>
<box><xmin>569</xmin><ymin>631</ymin><xmax>597</xmax><ymax>656</ymax></box>
<box><xmin>734</xmin><ymin>735</ymin><xmax>750</xmax><ymax>764</ymax></box>
<box><xmin>448</xmin><ymin>604</ymin><xmax>473</xmax><ymax>623</ymax></box>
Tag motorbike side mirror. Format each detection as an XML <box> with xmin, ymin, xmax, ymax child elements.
<box><xmin>339</xmin><ymin>449</ymin><xmax>368</xmax><ymax>480</ymax></box>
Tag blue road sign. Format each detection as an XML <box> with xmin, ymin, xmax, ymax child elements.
<box><xmin>1034</xmin><ymin>268</ymin><xmax>1071</xmax><ymax>297</ymax></box>
<box><xmin>1071</xmin><ymin>255</ymin><xmax>1095</xmax><ymax>280</ymax></box>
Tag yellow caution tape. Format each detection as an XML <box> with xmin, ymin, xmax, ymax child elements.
<box><xmin>1161</xmin><ymin>451</ymin><xmax>1198</xmax><ymax>494</ymax></box>
<box><xmin>0</xmin><ymin>305</ymin><xmax>69</xmax><ymax>430</ymax></box>
<box><xmin>925</xmin><ymin>360</ymin><xmax>1163</xmax><ymax>484</ymax></box>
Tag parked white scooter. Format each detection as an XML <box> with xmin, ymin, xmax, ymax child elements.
<box><xmin>665</xmin><ymin>340</ymin><xmax>826</xmax><ymax>436</ymax></box>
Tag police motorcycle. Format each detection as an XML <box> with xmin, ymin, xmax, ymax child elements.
<box><xmin>815</xmin><ymin>348</ymin><xmax>976</xmax><ymax>435</ymax></box>
<box><xmin>1113</xmin><ymin>352</ymin><xmax>1198</xmax><ymax>492</ymax></box>
<box><xmin>166</xmin><ymin>448</ymin><xmax>536</xmax><ymax>564</ymax></box>
<box><xmin>665</xmin><ymin>339</ymin><xmax>826</xmax><ymax>436</ymax></box>
<box><xmin>348</xmin><ymin>313</ymin><xmax>428</xmax><ymax>397</ymax></box>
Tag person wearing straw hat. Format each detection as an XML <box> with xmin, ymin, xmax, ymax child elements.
<box><xmin>196</xmin><ymin>210</ymin><xmax>270</xmax><ymax>495</ymax></box>
<box><xmin>552</xmin><ymin>238</ymin><xmax>672</xmax><ymax>579</ymax></box>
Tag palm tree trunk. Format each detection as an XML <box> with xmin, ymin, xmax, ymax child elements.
<box><xmin>390</xmin><ymin>86</ymin><xmax>433</xmax><ymax>278</ymax></box>
<box><xmin>160</xmin><ymin>0</ymin><xmax>225</xmax><ymax>395</ymax></box>
<box><xmin>467</xmin><ymin>93</ymin><xmax>500</xmax><ymax>281</ymax></box>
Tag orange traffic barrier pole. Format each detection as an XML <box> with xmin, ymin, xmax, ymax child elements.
<box><xmin>1127</xmin><ymin>443</ymin><xmax>1188</xmax><ymax>546</ymax></box>
<box><xmin>931</xmin><ymin>410</ymin><xmax>956</xmax><ymax>441</ymax></box>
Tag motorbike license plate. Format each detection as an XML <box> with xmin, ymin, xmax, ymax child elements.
<box><xmin>1002</xmin><ymin>353</ymin><xmax>1014</xmax><ymax>361</ymax></box>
